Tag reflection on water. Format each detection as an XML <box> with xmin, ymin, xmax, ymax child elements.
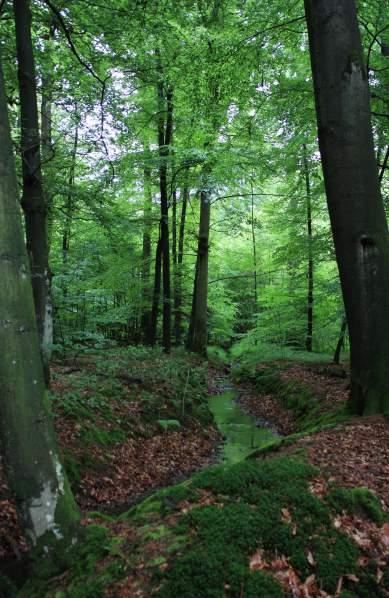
<box><xmin>208</xmin><ymin>389</ymin><xmax>277</xmax><ymax>464</ymax></box>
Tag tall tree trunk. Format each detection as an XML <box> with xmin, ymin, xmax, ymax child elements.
<box><xmin>40</xmin><ymin>19</ymin><xmax>56</xmax><ymax>248</ymax></box>
<box><xmin>174</xmin><ymin>180</ymin><xmax>189</xmax><ymax>345</ymax></box>
<box><xmin>302</xmin><ymin>144</ymin><xmax>313</xmax><ymax>352</ymax></box>
<box><xmin>333</xmin><ymin>315</ymin><xmax>347</xmax><ymax>365</ymax></box>
<box><xmin>0</xmin><ymin>51</ymin><xmax>79</xmax><ymax>555</ymax></box>
<box><xmin>62</xmin><ymin>125</ymin><xmax>78</xmax><ymax>267</ymax></box>
<box><xmin>149</xmin><ymin>235</ymin><xmax>162</xmax><ymax>346</ymax></box>
<box><xmin>187</xmin><ymin>189</ymin><xmax>211</xmax><ymax>355</ymax></box>
<box><xmin>172</xmin><ymin>188</ymin><xmax>177</xmax><ymax>266</ymax></box>
<box><xmin>157</xmin><ymin>80</ymin><xmax>173</xmax><ymax>353</ymax></box>
<box><xmin>14</xmin><ymin>0</ymin><xmax>51</xmax><ymax>385</ymax></box>
<box><xmin>305</xmin><ymin>0</ymin><xmax>389</xmax><ymax>414</ymax></box>
<box><xmin>141</xmin><ymin>155</ymin><xmax>153</xmax><ymax>342</ymax></box>
<box><xmin>250</xmin><ymin>180</ymin><xmax>258</xmax><ymax>312</ymax></box>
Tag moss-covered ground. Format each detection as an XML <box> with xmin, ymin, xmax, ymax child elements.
<box><xmin>14</xmin><ymin>454</ymin><xmax>388</xmax><ymax>597</ymax></box>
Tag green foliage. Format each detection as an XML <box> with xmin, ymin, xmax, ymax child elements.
<box><xmin>207</xmin><ymin>345</ymin><xmax>230</xmax><ymax>368</ymax></box>
<box><xmin>157</xmin><ymin>419</ymin><xmax>181</xmax><ymax>431</ymax></box>
<box><xmin>79</xmin><ymin>423</ymin><xmax>127</xmax><ymax>446</ymax></box>
<box><xmin>231</xmin><ymin>339</ymin><xmax>331</xmax><ymax>378</ymax></box>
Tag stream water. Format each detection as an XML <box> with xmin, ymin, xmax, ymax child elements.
<box><xmin>208</xmin><ymin>383</ymin><xmax>278</xmax><ymax>464</ymax></box>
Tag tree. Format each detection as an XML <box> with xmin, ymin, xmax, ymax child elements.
<box><xmin>0</xmin><ymin>51</ymin><xmax>79</xmax><ymax>555</ymax></box>
<box><xmin>302</xmin><ymin>144</ymin><xmax>313</xmax><ymax>352</ymax></box>
<box><xmin>304</xmin><ymin>0</ymin><xmax>389</xmax><ymax>414</ymax></box>
<box><xmin>14</xmin><ymin>0</ymin><xmax>52</xmax><ymax>384</ymax></box>
<box><xmin>187</xmin><ymin>186</ymin><xmax>211</xmax><ymax>355</ymax></box>
<box><xmin>156</xmin><ymin>77</ymin><xmax>173</xmax><ymax>353</ymax></box>
<box><xmin>173</xmin><ymin>175</ymin><xmax>189</xmax><ymax>345</ymax></box>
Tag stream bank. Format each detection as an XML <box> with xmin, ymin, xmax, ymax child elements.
<box><xmin>3</xmin><ymin>352</ymin><xmax>389</xmax><ymax>597</ymax></box>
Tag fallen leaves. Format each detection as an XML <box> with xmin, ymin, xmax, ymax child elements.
<box><xmin>74</xmin><ymin>425</ymin><xmax>220</xmax><ymax>511</ymax></box>
<box><xmin>297</xmin><ymin>418</ymin><xmax>389</xmax><ymax>510</ymax></box>
<box><xmin>248</xmin><ymin>551</ymin><xmax>334</xmax><ymax>597</ymax></box>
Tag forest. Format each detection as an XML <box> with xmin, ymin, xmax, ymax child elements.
<box><xmin>0</xmin><ymin>0</ymin><xmax>388</xmax><ymax>596</ymax></box>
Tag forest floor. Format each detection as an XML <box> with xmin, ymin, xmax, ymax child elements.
<box><xmin>0</xmin><ymin>347</ymin><xmax>388</xmax><ymax>597</ymax></box>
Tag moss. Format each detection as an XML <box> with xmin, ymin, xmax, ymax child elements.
<box><xmin>156</xmin><ymin>457</ymin><xmax>362</xmax><ymax>597</ymax></box>
<box><xmin>63</xmin><ymin>449</ymin><xmax>81</xmax><ymax>487</ymax></box>
<box><xmin>343</xmin><ymin>559</ymin><xmax>387</xmax><ymax>597</ymax></box>
<box><xmin>311</xmin><ymin>531</ymin><xmax>358</xmax><ymax>593</ymax></box>
<box><xmin>140</xmin><ymin>523</ymin><xmax>172</xmax><ymax>541</ymax></box>
<box><xmin>327</xmin><ymin>487</ymin><xmax>386</xmax><ymax>525</ymax></box>
<box><xmin>20</xmin><ymin>525</ymin><xmax>122</xmax><ymax>597</ymax></box>
<box><xmin>79</xmin><ymin>423</ymin><xmax>126</xmax><ymax>446</ymax></box>
<box><xmin>158</xmin><ymin>544</ymin><xmax>283</xmax><ymax>598</ymax></box>
<box><xmin>193</xmin><ymin>456</ymin><xmax>316</xmax><ymax>501</ymax></box>
<box><xmin>125</xmin><ymin>480</ymin><xmax>199</xmax><ymax>522</ymax></box>
<box><xmin>157</xmin><ymin>419</ymin><xmax>181</xmax><ymax>431</ymax></box>
<box><xmin>247</xmin><ymin>365</ymin><xmax>348</xmax><ymax>432</ymax></box>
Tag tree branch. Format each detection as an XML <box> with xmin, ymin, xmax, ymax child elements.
<box><xmin>43</xmin><ymin>0</ymin><xmax>105</xmax><ymax>87</ymax></box>
<box><xmin>379</xmin><ymin>146</ymin><xmax>389</xmax><ymax>183</ymax></box>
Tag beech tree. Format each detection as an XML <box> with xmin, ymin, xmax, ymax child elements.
<box><xmin>14</xmin><ymin>0</ymin><xmax>52</xmax><ymax>384</ymax></box>
<box><xmin>304</xmin><ymin>0</ymin><xmax>389</xmax><ymax>414</ymax></box>
<box><xmin>187</xmin><ymin>186</ymin><xmax>211</xmax><ymax>355</ymax></box>
<box><xmin>0</xmin><ymin>52</ymin><xmax>79</xmax><ymax>556</ymax></box>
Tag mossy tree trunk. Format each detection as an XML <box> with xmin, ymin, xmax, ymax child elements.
<box><xmin>0</xmin><ymin>52</ymin><xmax>80</xmax><ymax>556</ymax></box>
<box><xmin>14</xmin><ymin>0</ymin><xmax>52</xmax><ymax>385</ymax></box>
<box><xmin>305</xmin><ymin>0</ymin><xmax>389</xmax><ymax>414</ymax></box>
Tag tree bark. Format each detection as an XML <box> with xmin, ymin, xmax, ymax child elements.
<box><xmin>187</xmin><ymin>189</ymin><xmax>211</xmax><ymax>356</ymax></box>
<box><xmin>173</xmin><ymin>180</ymin><xmax>189</xmax><ymax>345</ymax></box>
<box><xmin>40</xmin><ymin>19</ymin><xmax>56</xmax><ymax>249</ymax></box>
<box><xmin>304</xmin><ymin>0</ymin><xmax>389</xmax><ymax>414</ymax></box>
<box><xmin>62</xmin><ymin>125</ymin><xmax>78</xmax><ymax>267</ymax></box>
<box><xmin>250</xmin><ymin>180</ymin><xmax>258</xmax><ymax>313</ymax></box>
<box><xmin>141</xmin><ymin>155</ymin><xmax>153</xmax><ymax>342</ymax></box>
<box><xmin>148</xmin><ymin>235</ymin><xmax>162</xmax><ymax>347</ymax></box>
<box><xmin>333</xmin><ymin>315</ymin><xmax>347</xmax><ymax>365</ymax></box>
<box><xmin>302</xmin><ymin>144</ymin><xmax>313</xmax><ymax>352</ymax></box>
<box><xmin>0</xmin><ymin>51</ymin><xmax>79</xmax><ymax>555</ymax></box>
<box><xmin>157</xmin><ymin>79</ymin><xmax>173</xmax><ymax>353</ymax></box>
<box><xmin>14</xmin><ymin>0</ymin><xmax>52</xmax><ymax>385</ymax></box>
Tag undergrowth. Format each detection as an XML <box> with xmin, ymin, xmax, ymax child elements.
<box><xmin>232</xmin><ymin>361</ymin><xmax>348</xmax><ymax>433</ymax></box>
<box><xmin>50</xmin><ymin>347</ymin><xmax>212</xmax><ymax>490</ymax></box>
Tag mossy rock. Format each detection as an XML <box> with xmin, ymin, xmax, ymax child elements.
<box><xmin>327</xmin><ymin>487</ymin><xmax>386</xmax><ymax>525</ymax></box>
<box><xmin>157</xmin><ymin>419</ymin><xmax>181</xmax><ymax>431</ymax></box>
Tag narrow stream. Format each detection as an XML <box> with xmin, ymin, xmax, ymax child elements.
<box><xmin>208</xmin><ymin>382</ymin><xmax>278</xmax><ymax>464</ymax></box>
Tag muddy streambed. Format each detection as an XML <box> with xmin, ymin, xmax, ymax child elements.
<box><xmin>208</xmin><ymin>379</ymin><xmax>279</xmax><ymax>463</ymax></box>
